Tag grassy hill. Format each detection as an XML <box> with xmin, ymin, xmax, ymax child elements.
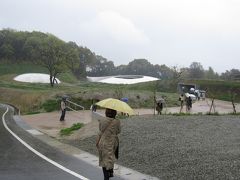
<box><xmin>0</xmin><ymin>63</ymin><xmax>180</xmax><ymax>114</ymax></box>
<box><xmin>0</xmin><ymin>63</ymin><xmax>48</xmax><ymax>75</ymax></box>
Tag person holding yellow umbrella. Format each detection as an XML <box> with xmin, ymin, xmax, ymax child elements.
<box><xmin>95</xmin><ymin>98</ymin><xmax>134</xmax><ymax>180</ymax></box>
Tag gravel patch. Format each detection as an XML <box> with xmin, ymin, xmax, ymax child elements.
<box><xmin>61</xmin><ymin>115</ymin><xmax>240</xmax><ymax>180</ymax></box>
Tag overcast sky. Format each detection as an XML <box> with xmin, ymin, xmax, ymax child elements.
<box><xmin>1</xmin><ymin>0</ymin><xmax>240</xmax><ymax>73</ymax></box>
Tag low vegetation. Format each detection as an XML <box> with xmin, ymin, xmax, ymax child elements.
<box><xmin>41</xmin><ymin>99</ymin><xmax>60</xmax><ymax>112</ymax></box>
<box><xmin>60</xmin><ymin>123</ymin><xmax>84</xmax><ymax>136</ymax></box>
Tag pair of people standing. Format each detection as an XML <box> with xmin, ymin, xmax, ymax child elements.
<box><xmin>179</xmin><ymin>94</ymin><xmax>192</xmax><ymax>112</ymax></box>
<box><xmin>96</xmin><ymin>108</ymin><xmax>121</xmax><ymax>180</ymax></box>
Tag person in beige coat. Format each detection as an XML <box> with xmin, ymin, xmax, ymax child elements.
<box><xmin>96</xmin><ymin>108</ymin><xmax>121</xmax><ymax>180</ymax></box>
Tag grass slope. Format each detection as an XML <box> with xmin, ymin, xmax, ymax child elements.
<box><xmin>0</xmin><ymin>68</ymin><xmax>179</xmax><ymax>114</ymax></box>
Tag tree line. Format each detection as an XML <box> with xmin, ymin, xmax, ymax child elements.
<box><xmin>0</xmin><ymin>29</ymin><xmax>239</xmax><ymax>86</ymax></box>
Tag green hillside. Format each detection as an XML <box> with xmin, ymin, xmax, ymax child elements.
<box><xmin>0</xmin><ymin>63</ymin><xmax>47</xmax><ymax>75</ymax></box>
<box><xmin>0</xmin><ymin>63</ymin><xmax>179</xmax><ymax>113</ymax></box>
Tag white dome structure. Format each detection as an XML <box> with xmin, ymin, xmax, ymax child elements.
<box><xmin>14</xmin><ymin>73</ymin><xmax>61</xmax><ymax>84</ymax></box>
<box><xmin>87</xmin><ymin>75</ymin><xmax>159</xmax><ymax>84</ymax></box>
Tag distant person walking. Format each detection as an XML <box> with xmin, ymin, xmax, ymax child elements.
<box><xmin>186</xmin><ymin>96</ymin><xmax>192</xmax><ymax>112</ymax></box>
<box><xmin>90</xmin><ymin>102</ymin><xmax>97</xmax><ymax>112</ymax></box>
<box><xmin>91</xmin><ymin>104</ymin><xmax>97</xmax><ymax>112</ymax></box>
<box><xmin>179</xmin><ymin>94</ymin><xmax>184</xmax><ymax>113</ymax></box>
<box><xmin>156</xmin><ymin>97</ymin><xmax>164</xmax><ymax>115</ymax></box>
<box><xmin>90</xmin><ymin>99</ymin><xmax>99</xmax><ymax>112</ymax></box>
<box><xmin>155</xmin><ymin>96</ymin><xmax>166</xmax><ymax>115</ymax></box>
<box><xmin>60</xmin><ymin>97</ymin><xmax>67</xmax><ymax>121</ymax></box>
<box><xmin>156</xmin><ymin>101</ymin><xmax>163</xmax><ymax>115</ymax></box>
<box><xmin>96</xmin><ymin>108</ymin><xmax>121</xmax><ymax>180</ymax></box>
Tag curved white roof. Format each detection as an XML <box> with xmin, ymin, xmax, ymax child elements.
<box><xmin>14</xmin><ymin>73</ymin><xmax>61</xmax><ymax>84</ymax></box>
<box><xmin>87</xmin><ymin>75</ymin><xmax>159</xmax><ymax>84</ymax></box>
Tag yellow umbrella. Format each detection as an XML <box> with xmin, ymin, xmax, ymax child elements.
<box><xmin>96</xmin><ymin>98</ymin><xmax>135</xmax><ymax>115</ymax></box>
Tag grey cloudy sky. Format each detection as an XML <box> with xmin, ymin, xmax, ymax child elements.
<box><xmin>1</xmin><ymin>0</ymin><xmax>240</xmax><ymax>73</ymax></box>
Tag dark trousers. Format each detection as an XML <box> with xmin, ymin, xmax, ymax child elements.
<box><xmin>60</xmin><ymin>109</ymin><xmax>66</xmax><ymax>121</ymax></box>
<box><xmin>102</xmin><ymin>167</ymin><xmax>114</xmax><ymax>180</ymax></box>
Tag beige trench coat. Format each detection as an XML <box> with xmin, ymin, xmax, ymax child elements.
<box><xmin>97</xmin><ymin>117</ymin><xmax>121</xmax><ymax>170</ymax></box>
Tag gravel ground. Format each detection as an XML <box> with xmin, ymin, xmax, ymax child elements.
<box><xmin>61</xmin><ymin>115</ymin><xmax>240</xmax><ymax>180</ymax></box>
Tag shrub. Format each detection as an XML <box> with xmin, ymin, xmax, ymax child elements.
<box><xmin>42</xmin><ymin>99</ymin><xmax>59</xmax><ymax>112</ymax></box>
<box><xmin>60</xmin><ymin>123</ymin><xmax>84</xmax><ymax>136</ymax></box>
<box><xmin>206</xmin><ymin>112</ymin><xmax>220</xmax><ymax>115</ymax></box>
<box><xmin>172</xmin><ymin>112</ymin><xmax>191</xmax><ymax>116</ymax></box>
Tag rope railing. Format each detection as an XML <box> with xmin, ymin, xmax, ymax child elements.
<box><xmin>66</xmin><ymin>106</ymin><xmax>77</xmax><ymax>112</ymax></box>
<box><xmin>66</xmin><ymin>99</ymin><xmax>85</xmax><ymax>110</ymax></box>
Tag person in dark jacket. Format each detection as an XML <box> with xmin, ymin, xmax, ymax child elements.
<box><xmin>186</xmin><ymin>96</ymin><xmax>192</xmax><ymax>112</ymax></box>
<box><xmin>156</xmin><ymin>102</ymin><xmax>163</xmax><ymax>115</ymax></box>
<box><xmin>60</xmin><ymin>97</ymin><xmax>66</xmax><ymax>121</ymax></box>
